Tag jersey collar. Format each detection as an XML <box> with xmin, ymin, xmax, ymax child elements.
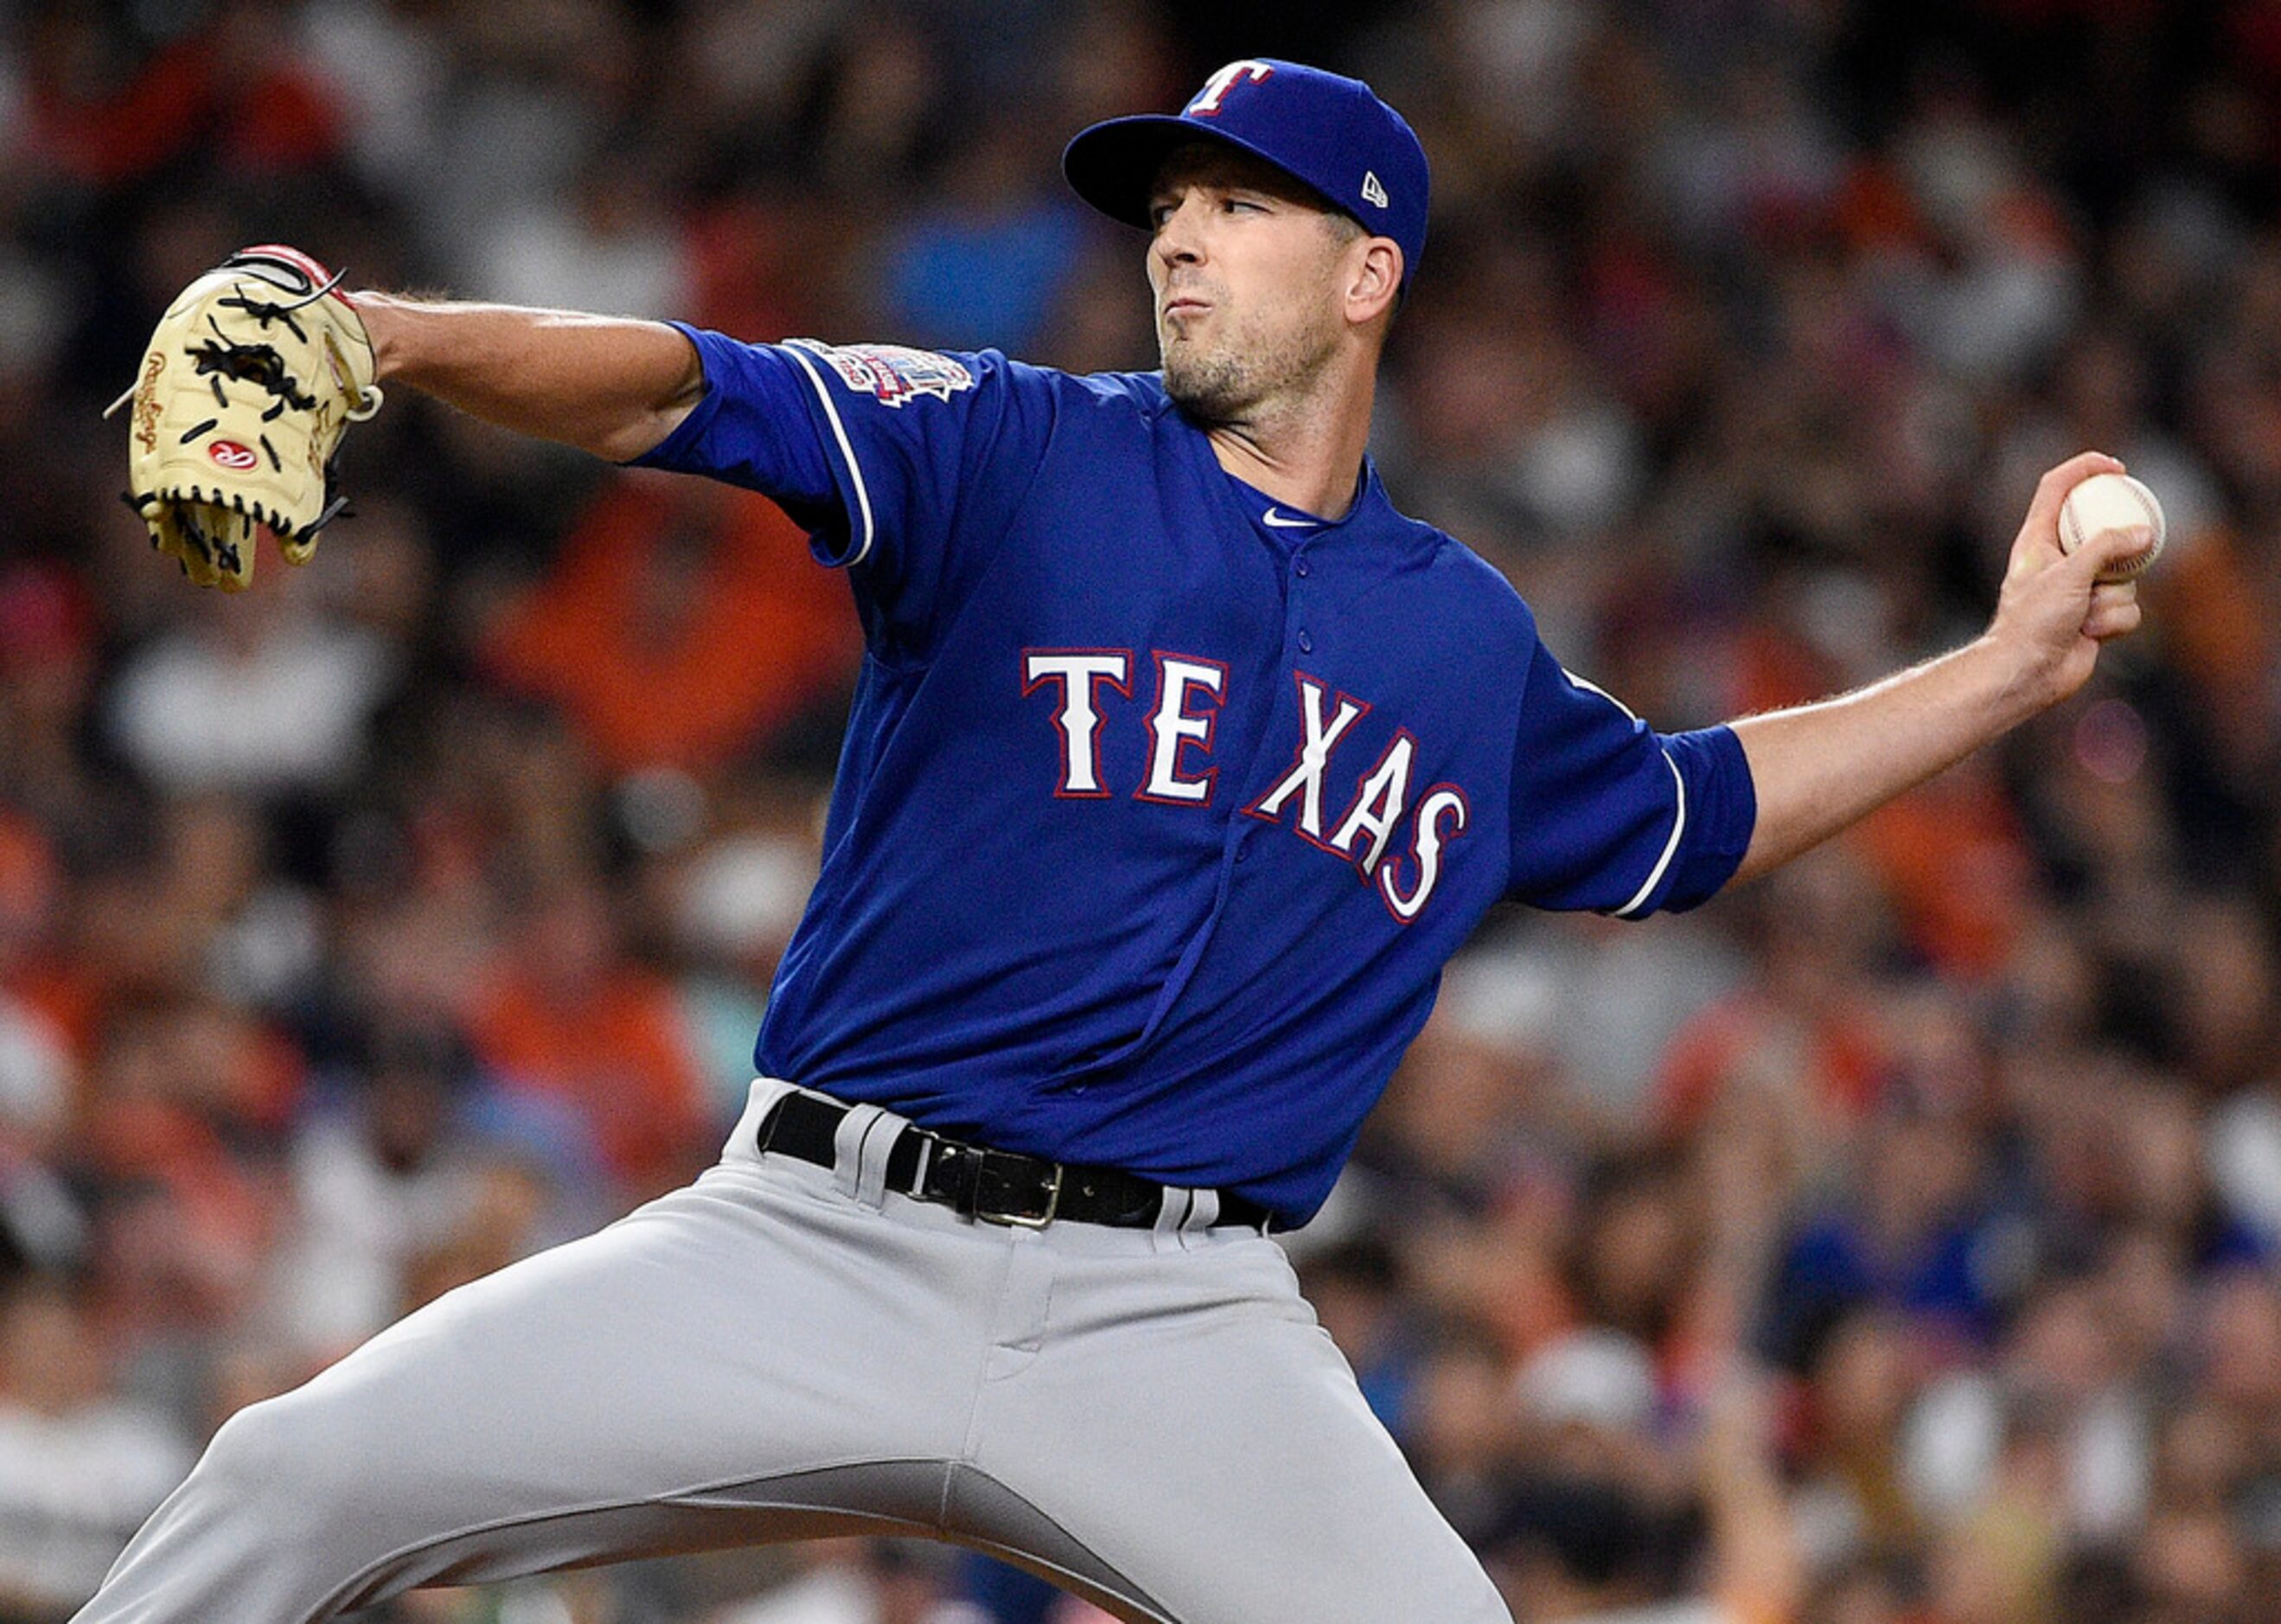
<box><xmin>1148</xmin><ymin>375</ymin><xmax>1423</xmax><ymax>556</ymax></box>
<box><xmin>1220</xmin><ymin>455</ymin><xmax>1399</xmax><ymax>548</ymax></box>
<box><xmin>1227</xmin><ymin>476</ymin><xmax>1333</xmax><ymax>538</ymax></box>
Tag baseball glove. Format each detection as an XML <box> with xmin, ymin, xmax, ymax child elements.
<box><xmin>107</xmin><ymin>245</ymin><xmax>383</xmax><ymax>591</ymax></box>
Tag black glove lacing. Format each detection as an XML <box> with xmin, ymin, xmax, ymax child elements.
<box><xmin>189</xmin><ymin>315</ymin><xmax>322</xmax><ymax>422</ymax></box>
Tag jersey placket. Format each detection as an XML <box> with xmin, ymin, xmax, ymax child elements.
<box><xmin>1234</xmin><ymin>538</ymin><xmax>1319</xmax><ymax>866</ymax></box>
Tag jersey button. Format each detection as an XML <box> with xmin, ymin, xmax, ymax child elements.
<box><xmin>1294</xmin><ymin>557</ymin><xmax>1310</xmax><ymax>578</ymax></box>
<box><xmin>1298</xmin><ymin>630</ymin><xmax>1314</xmax><ymax>654</ymax></box>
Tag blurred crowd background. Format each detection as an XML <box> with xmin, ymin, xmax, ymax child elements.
<box><xmin>3</xmin><ymin>0</ymin><xmax>2280</xmax><ymax>1620</ymax></box>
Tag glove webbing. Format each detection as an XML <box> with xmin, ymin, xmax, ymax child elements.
<box><xmin>189</xmin><ymin>325</ymin><xmax>322</xmax><ymax>419</ymax></box>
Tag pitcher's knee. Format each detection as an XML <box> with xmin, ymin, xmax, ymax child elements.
<box><xmin>192</xmin><ymin>1389</ymin><xmax>362</xmax><ymax>1535</ymax></box>
<box><xmin>80</xmin><ymin>1389</ymin><xmax>412</xmax><ymax>1624</ymax></box>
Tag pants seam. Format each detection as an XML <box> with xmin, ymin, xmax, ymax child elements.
<box><xmin>310</xmin><ymin>1456</ymin><xmax>956</xmax><ymax>1620</ymax></box>
<box><xmin>955</xmin><ymin>1531</ymin><xmax>1183</xmax><ymax>1624</ymax></box>
<box><xmin>307</xmin><ymin>1456</ymin><xmax>1184</xmax><ymax>1624</ymax></box>
<box><xmin>940</xmin><ymin>1461</ymin><xmax>1183</xmax><ymax>1624</ymax></box>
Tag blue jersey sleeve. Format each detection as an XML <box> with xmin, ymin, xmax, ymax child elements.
<box><xmin>631</xmin><ymin>324</ymin><xmax>1056</xmax><ymax>652</ymax></box>
<box><xmin>1506</xmin><ymin>636</ymin><xmax>1755</xmax><ymax>915</ymax></box>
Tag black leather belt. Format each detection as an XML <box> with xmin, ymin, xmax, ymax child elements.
<box><xmin>755</xmin><ymin>1090</ymin><xmax>1273</xmax><ymax>1232</ymax></box>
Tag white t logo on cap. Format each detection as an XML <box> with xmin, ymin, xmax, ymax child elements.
<box><xmin>1361</xmin><ymin>171</ymin><xmax>1389</xmax><ymax>208</ymax></box>
<box><xmin>1189</xmin><ymin>61</ymin><xmax>1275</xmax><ymax>117</ymax></box>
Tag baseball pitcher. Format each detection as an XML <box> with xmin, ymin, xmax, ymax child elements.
<box><xmin>80</xmin><ymin>61</ymin><xmax>2143</xmax><ymax>1624</ymax></box>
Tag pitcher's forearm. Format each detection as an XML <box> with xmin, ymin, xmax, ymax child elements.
<box><xmin>1724</xmin><ymin>452</ymin><xmax>2148</xmax><ymax>887</ymax></box>
<box><xmin>1728</xmin><ymin>636</ymin><xmax>2029</xmax><ymax>883</ymax></box>
<box><xmin>354</xmin><ymin>296</ymin><xmax>706</xmax><ymax>463</ymax></box>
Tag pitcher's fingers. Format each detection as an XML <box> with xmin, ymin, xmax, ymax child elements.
<box><xmin>2072</xmin><ymin>523</ymin><xmax>2156</xmax><ymax>585</ymax></box>
<box><xmin>2009</xmin><ymin>453</ymin><xmax>2126</xmax><ymax>585</ymax></box>
<box><xmin>2023</xmin><ymin>451</ymin><xmax>2128</xmax><ymax>543</ymax></box>
<box><xmin>2085</xmin><ymin>598</ymin><xmax>2144</xmax><ymax>643</ymax></box>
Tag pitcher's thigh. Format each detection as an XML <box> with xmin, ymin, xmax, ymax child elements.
<box><xmin>80</xmin><ymin>1164</ymin><xmax>994</xmax><ymax>1621</ymax></box>
<box><xmin>970</xmin><ymin>1248</ymin><xmax>1510</xmax><ymax>1624</ymax></box>
<box><xmin>283</xmin><ymin>1167</ymin><xmax>987</xmax><ymax>1514</ymax></box>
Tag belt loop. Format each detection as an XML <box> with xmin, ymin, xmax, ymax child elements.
<box><xmin>832</xmin><ymin>1103</ymin><xmax>898</xmax><ymax>1209</ymax></box>
<box><xmin>1152</xmin><ymin>1186</ymin><xmax>1194</xmax><ymax>1254</ymax></box>
<box><xmin>726</xmin><ymin>1077</ymin><xmax>798</xmax><ymax>1167</ymax></box>
<box><xmin>1183</xmin><ymin>1188</ymin><xmax>1222</xmax><ymax>1234</ymax></box>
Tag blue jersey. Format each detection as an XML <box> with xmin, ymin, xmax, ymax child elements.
<box><xmin>635</xmin><ymin>329</ymin><xmax>1756</xmax><ymax>1224</ymax></box>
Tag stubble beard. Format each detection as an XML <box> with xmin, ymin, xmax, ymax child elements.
<box><xmin>1160</xmin><ymin>304</ymin><xmax>1339</xmax><ymax>427</ymax></box>
<box><xmin>1161</xmin><ymin>344</ymin><xmax>1255</xmax><ymax>423</ymax></box>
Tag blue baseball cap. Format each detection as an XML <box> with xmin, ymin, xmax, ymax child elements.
<box><xmin>1063</xmin><ymin>59</ymin><xmax>1430</xmax><ymax>290</ymax></box>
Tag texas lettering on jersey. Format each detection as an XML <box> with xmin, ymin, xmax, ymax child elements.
<box><xmin>1021</xmin><ymin>651</ymin><xmax>1469</xmax><ymax>922</ymax></box>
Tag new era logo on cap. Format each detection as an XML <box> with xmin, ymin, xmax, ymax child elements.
<box><xmin>1062</xmin><ymin>58</ymin><xmax>1433</xmax><ymax>289</ymax></box>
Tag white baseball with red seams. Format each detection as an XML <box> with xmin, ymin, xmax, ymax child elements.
<box><xmin>2058</xmin><ymin>471</ymin><xmax>2166</xmax><ymax>583</ymax></box>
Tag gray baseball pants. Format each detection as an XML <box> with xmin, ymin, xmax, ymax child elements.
<box><xmin>73</xmin><ymin>1079</ymin><xmax>1510</xmax><ymax>1623</ymax></box>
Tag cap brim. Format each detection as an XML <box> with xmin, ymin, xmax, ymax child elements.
<box><xmin>1062</xmin><ymin>114</ymin><xmax>1336</xmax><ymax>230</ymax></box>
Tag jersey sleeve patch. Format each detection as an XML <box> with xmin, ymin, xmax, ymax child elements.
<box><xmin>785</xmin><ymin>340</ymin><xmax>976</xmax><ymax>408</ymax></box>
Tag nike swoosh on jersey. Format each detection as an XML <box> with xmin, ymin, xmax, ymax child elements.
<box><xmin>1261</xmin><ymin>508</ymin><xmax>1318</xmax><ymax>528</ymax></box>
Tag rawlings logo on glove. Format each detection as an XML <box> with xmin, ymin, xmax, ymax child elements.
<box><xmin>106</xmin><ymin>245</ymin><xmax>383</xmax><ymax>591</ymax></box>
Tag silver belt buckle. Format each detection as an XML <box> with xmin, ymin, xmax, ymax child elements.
<box><xmin>974</xmin><ymin>1152</ymin><xmax>1063</xmax><ymax>1228</ymax></box>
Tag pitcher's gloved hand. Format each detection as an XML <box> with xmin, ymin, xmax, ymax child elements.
<box><xmin>109</xmin><ymin>245</ymin><xmax>382</xmax><ymax>591</ymax></box>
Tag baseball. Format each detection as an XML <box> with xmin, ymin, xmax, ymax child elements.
<box><xmin>2058</xmin><ymin>471</ymin><xmax>2165</xmax><ymax>583</ymax></box>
